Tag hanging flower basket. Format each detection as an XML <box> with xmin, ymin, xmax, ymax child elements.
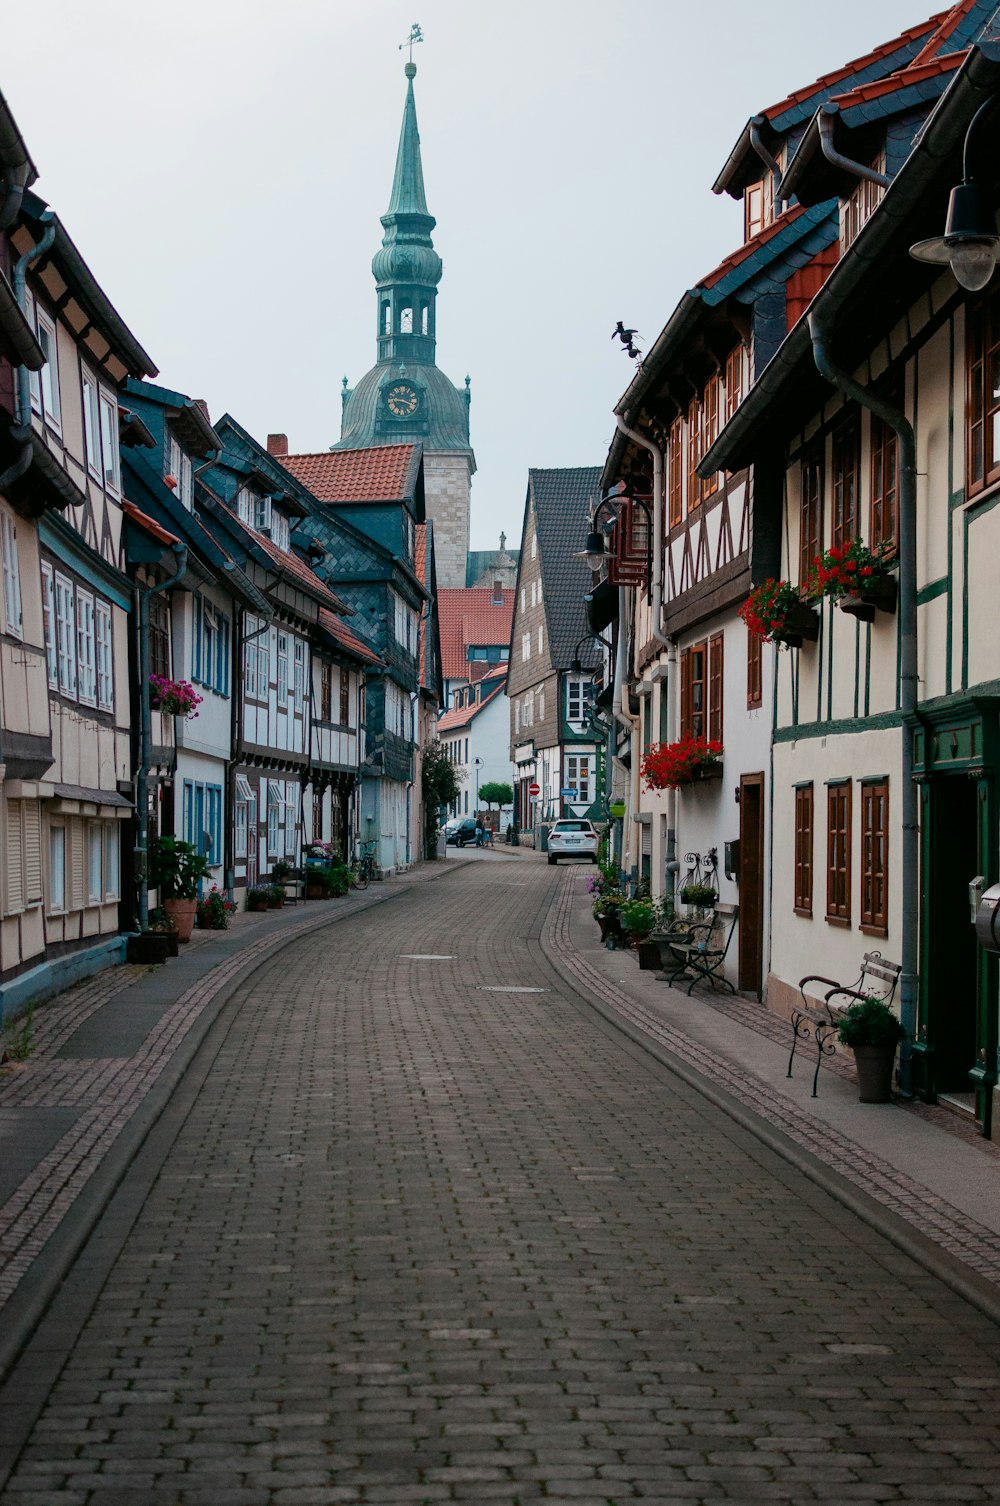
<box><xmin>640</xmin><ymin>737</ymin><xmax>723</xmax><ymax>791</ymax></box>
<box><xmin>806</xmin><ymin>539</ymin><xmax>897</xmax><ymax>619</ymax></box>
<box><xmin>150</xmin><ymin>675</ymin><xmax>203</xmax><ymax>719</ymax></box>
<box><xmin>739</xmin><ymin>579</ymin><xmax>819</xmax><ymax>649</ymax></box>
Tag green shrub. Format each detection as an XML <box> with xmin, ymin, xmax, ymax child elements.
<box><xmin>836</xmin><ymin>996</ymin><xmax>906</xmax><ymax>1049</ymax></box>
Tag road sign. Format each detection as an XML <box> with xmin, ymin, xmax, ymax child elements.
<box><xmin>528</xmin><ymin>781</ymin><xmax>540</xmax><ymax>797</ymax></box>
<box><xmin>560</xmin><ymin>788</ymin><xmax>577</xmax><ymax>799</ymax></box>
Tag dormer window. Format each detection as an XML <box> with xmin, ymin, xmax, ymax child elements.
<box><xmin>842</xmin><ymin>152</ymin><xmax>886</xmax><ymax>249</ymax></box>
<box><xmin>271</xmin><ymin>510</ymin><xmax>290</xmax><ymax>551</ymax></box>
<box><xmin>744</xmin><ymin>172</ymin><xmax>775</xmax><ymax>242</ymax></box>
<box><xmin>167</xmin><ymin>435</ymin><xmax>193</xmax><ymax>510</ymax></box>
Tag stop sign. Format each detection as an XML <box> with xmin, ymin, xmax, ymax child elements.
<box><xmin>528</xmin><ymin>782</ymin><xmax>540</xmax><ymax>798</ymax></box>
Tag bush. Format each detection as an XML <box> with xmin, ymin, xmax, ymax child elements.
<box><xmin>836</xmin><ymin>996</ymin><xmax>906</xmax><ymax>1049</ymax></box>
<box><xmin>196</xmin><ymin>886</ymin><xmax>235</xmax><ymax>930</ymax></box>
<box><xmin>149</xmin><ymin>837</ymin><xmax>212</xmax><ymax>900</ymax></box>
<box><xmin>246</xmin><ymin>887</ymin><xmax>270</xmax><ymax>912</ymax></box>
<box><xmin>621</xmin><ymin>898</ymin><xmax>656</xmax><ymax>939</ymax></box>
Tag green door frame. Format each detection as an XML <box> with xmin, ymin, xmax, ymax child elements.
<box><xmin>912</xmin><ymin>694</ymin><xmax>1000</xmax><ymax>1137</ymax></box>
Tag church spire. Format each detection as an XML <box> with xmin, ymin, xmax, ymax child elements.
<box><xmin>371</xmin><ymin>55</ymin><xmax>443</xmax><ymax>366</ymax></box>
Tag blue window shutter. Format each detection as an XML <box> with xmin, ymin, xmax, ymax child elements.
<box><xmin>220</xmin><ymin>617</ymin><xmax>230</xmax><ymax>695</ymax></box>
<box><xmin>183</xmin><ymin>782</ymin><xmax>193</xmax><ymax>846</ymax></box>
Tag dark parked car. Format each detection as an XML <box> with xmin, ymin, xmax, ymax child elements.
<box><xmin>442</xmin><ymin>816</ymin><xmax>478</xmax><ymax>846</ymax></box>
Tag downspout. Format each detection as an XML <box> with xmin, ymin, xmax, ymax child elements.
<box><xmin>750</xmin><ymin>115</ymin><xmax>784</xmax><ymax>213</ymax></box>
<box><xmin>615</xmin><ymin>415</ymin><xmax>673</xmax><ymax>892</ymax></box>
<box><xmin>818</xmin><ymin>109</ymin><xmax>892</xmax><ymax>190</ymax></box>
<box><xmin>0</xmin><ymin>213</ymin><xmax>55</xmax><ymax>491</ymax></box>
<box><xmin>808</xmin><ymin>308</ymin><xmax>918</xmax><ymax>1096</ymax></box>
<box><xmin>611</xmin><ymin>585</ymin><xmax>640</xmax><ymax>881</ymax></box>
<box><xmin>136</xmin><ymin>542</ymin><xmax>188</xmax><ymax>930</ymax></box>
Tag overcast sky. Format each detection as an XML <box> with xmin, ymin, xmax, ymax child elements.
<box><xmin>8</xmin><ymin>0</ymin><xmax>926</xmax><ymax>550</ymax></box>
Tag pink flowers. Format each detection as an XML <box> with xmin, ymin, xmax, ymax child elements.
<box><xmin>150</xmin><ymin>674</ymin><xmax>203</xmax><ymax>719</ymax></box>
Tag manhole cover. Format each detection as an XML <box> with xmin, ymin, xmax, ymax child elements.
<box><xmin>478</xmin><ymin>986</ymin><xmax>548</xmax><ymax>994</ymax></box>
<box><xmin>401</xmin><ymin>954</ymin><xmax>456</xmax><ymax>960</ymax></box>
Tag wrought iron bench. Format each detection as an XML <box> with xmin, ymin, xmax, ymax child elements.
<box><xmin>663</xmin><ymin>904</ymin><xmax>739</xmax><ymax>996</ymax></box>
<box><xmin>789</xmin><ymin>951</ymin><xmax>902</xmax><ymax>1097</ymax></box>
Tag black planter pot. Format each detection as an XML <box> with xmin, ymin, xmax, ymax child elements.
<box><xmin>839</xmin><ymin>576</ymin><xmax>898</xmax><ymax>623</ymax></box>
<box><xmin>773</xmin><ymin>602</ymin><xmax>820</xmax><ymax>648</ymax></box>
<box><xmin>853</xmin><ymin>1042</ymin><xmax>898</xmax><ymax>1103</ymax></box>
<box><xmin>127</xmin><ymin>932</ymin><xmax>171</xmax><ymax>965</ymax></box>
<box><xmin>597</xmin><ymin>912</ymin><xmax>623</xmax><ymax>947</ymax></box>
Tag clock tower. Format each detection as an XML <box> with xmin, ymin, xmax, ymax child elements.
<box><xmin>335</xmin><ymin>56</ymin><xmax>475</xmax><ymax>589</ymax></box>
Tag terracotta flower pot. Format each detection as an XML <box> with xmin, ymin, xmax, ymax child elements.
<box><xmin>162</xmin><ymin>897</ymin><xmax>197</xmax><ymax>942</ymax></box>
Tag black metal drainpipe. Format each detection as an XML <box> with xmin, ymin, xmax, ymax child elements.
<box><xmin>808</xmin><ymin>308</ymin><xmax>918</xmax><ymax>1097</ymax></box>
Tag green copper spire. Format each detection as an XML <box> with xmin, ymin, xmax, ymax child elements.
<box><xmin>372</xmin><ymin>58</ymin><xmax>442</xmax><ymax>366</ymax></box>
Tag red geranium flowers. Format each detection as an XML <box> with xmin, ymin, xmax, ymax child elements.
<box><xmin>640</xmin><ymin>736</ymin><xmax>723</xmax><ymax>791</ymax></box>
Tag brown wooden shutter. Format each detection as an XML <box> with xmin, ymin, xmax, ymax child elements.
<box><xmin>793</xmin><ymin>785</ymin><xmax>813</xmax><ymax>916</ymax></box>
<box><xmin>709</xmin><ymin>634</ymin><xmax>724</xmax><ymax>744</ymax></box>
<box><xmin>70</xmin><ymin>816</ymin><xmax>85</xmax><ymax>910</ymax></box>
<box><xmin>825</xmin><ymin>783</ymin><xmax>852</xmax><ymax>924</ymax></box>
<box><xmin>680</xmin><ymin>649</ymin><xmax>692</xmax><ymax>739</ymax></box>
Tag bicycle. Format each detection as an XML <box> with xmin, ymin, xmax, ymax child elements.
<box><xmin>351</xmin><ymin>841</ymin><xmax>377</xmax><ymax>890</ymax></box>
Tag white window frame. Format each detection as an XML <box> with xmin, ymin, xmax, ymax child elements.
<box><xmin>83</xmin><ymin>368</ymin><xmax>101</xmax><ymax>479</ymax></box>
<box><xmin>87</xmin><ymin>822</ymin><xmax>103</xmax><ymax>903</ymax></box>
<box><xmin>538</xmin><ymin>687</ymin><xmax>545</xmax><ymax>722</ymax></box>
<box><xmin>293</xmin><ymin>639</ymin><xmax>305</xmax><ymax>711</ymax></box>
<box><xmin>285</xmin><ymin>796</ymin><xmax>297</xmax><ymax>856</ymax></box>
<box><xmin>95</xmin><ymin>600</ymin><xmax>113</xmax><ymax>710</ymax></box>
<box><xmin>1</xmin><ymin>508</ymin><xmax>22</xmax><ymax>638</ymax></box>
<box><xmin>25</xmin><ymin>289</ymin><xmax>41</xmax><ymax>414</ymax></box>
<box><xmin>235</xmin><ymin>798</ymin><xmax>248</xmax><ymax>859</ymax></box>
<box><xmin>76</xmin><ymin>589</ymin><xmax>96</xmax><ymax>706</ymax></box>
<box><xmin>54</xmin><ymin>572</ymin><xmax>76</xmax><ymax>698</ymax></box>
<box><xmin>277</xmin><ymin>632</ymin><xmax>288</xmax><ymax>701</ymax></box>
<box><xmin>41</xmin><ymin>562</ymin><xmax>57</xmax><ymax>686</ymax></box>
<box><xmin>271</xmin><ymin>510</ymin><xmax>289</xmax><ymax>552</ymax></box>
<box><xmin>267</xmin><ymin>781</ymin><xmax>281</xmax><ymax>855</ymax></box>
<box><xmin>236</xmin><ymin>486</ymin><xmax>253</xmax><ymax>526</ymax></box>
<box><xmin>35</xmin><ymin>306</ymin><xmax>61</xmax><ymax>432</ymax></box>
<box><xmin>254</xmin><ymin>494</ymin><xmax>272</xmax><ymax>534</ymax></box>
<box><xmin>522</xmin><ymin>631</ymin><xmax>530</xmax><ymax>662</ymax></box>
<box><xmin>103</xmin><ymin>823</ymin><xmax>120</xmax><ymax>900</ymax></box>
<box><xmin>49</xmin><ymin>823</ymin><xmax>66</xmax><ymax>913</ymax></box>
<box><xmin>537</xmin><ymin>624</ymin><xmax>544</xmax><ymax>654</ymax></box>
<box><xmin>98</xmin><ymin>388</ymin><xmax>120</xmax><ymax>494</ymax></box>
<box><xmin>567</xmin><ymin>677</ymin><xmax>589</xmax><ymax>726</ymax></box>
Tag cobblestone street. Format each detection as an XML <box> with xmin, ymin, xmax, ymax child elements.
<box><xmin>3</xmin><ymin>857</ymin><xmax>1000</xmax><ymax>1504</ymax></box>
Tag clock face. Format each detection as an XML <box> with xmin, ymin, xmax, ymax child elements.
<box><xmin>386</xmin><ymin>384</ymin><xmax>419</xmax><ymax>418</ymax></box>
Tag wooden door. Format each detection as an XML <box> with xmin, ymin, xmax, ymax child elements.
<box><xmin>739</xmin><ymin>773</ymin><xmax>765</xmax><ymax>995</ymax></box>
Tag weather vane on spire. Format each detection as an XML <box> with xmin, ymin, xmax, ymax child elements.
<box><xmin>399</xmin><ymin>23</ymin><xmax>424</xmax><ymax>65</ymax></box>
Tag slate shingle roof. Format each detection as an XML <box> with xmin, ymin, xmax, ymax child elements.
<box><xmin>280</xmin><ymin>445</ymin><xmax>421</xmax><ymax>503</ymax></box>
<box><xmin>317</xmin><ymin>608</ymin><xmax>383</xmax><ymax>667</ymax></box>
<box><xmin>437</xmin><ymin>587</ymin><xmax>515</xmax><ymax>681</ymax></box>
<box><xmin>528</xmin><ymin>468</ymin><xmax>604</xmax><ymax>672</ymax></box>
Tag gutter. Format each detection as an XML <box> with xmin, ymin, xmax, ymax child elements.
<box><xmin>0</xmin><ymin>212</ymin><xmax>55</xmax><ymax>492</ymax></box>
<box><xmin>808</xmin><ymin>309</ymin><xmax>918</xmax><ymax>1097</ymax></box>
<box><xmin>750</xmin><ymin>115</ymin><xmax>785</xmax><ymax>212</ymax></box>
<box><xmin>136</xmin><ymin>543</ymin><xmax>188</xmax><ymax>930</ymax></box>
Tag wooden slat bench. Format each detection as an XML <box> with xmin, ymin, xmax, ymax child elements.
<box><xmin>789</xmin><ymin>951</ymin><xmax>902</xmax><ymax>1097</ymax></box>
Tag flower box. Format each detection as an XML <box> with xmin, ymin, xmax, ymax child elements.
<box><xmin>640</xmin><ymin>737</ymin><xmax>723</xmax><ymax>792</ymax></box>
<box><xmin>839</xmin><ymin>576</ymin><xmax>898</xmax><ymax>622</ymax></box>
<box><xmin>740</xmin><ymin>580</ymin><xmax>818</xmax><ymax>649</ymax></box>
<box><xmin>771</xmin><ymin>601</ymin><xmax>820</xmax><ymax>648</ymax></box>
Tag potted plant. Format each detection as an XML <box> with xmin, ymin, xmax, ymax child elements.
<box><xmin>148</xmin><ymin>906</ymin><xmax>179</xmax><ymax>956</ymax></box>
<box><xmin>196</xmin><ymin>885</ymin><xmax>235</xmax><ymax>930</ymax></box>
<box><xmin>637</xmin><ymin>898</ymin><xmax>680</xmax><ymax>970</ymax></box>
<box><xmin>592</xmin><ymin>892</ymin><xmax>625</xmax><ymax>946</ymax></box>
<box><xmin>245</xmin><ymin>886</ymin><xmax>271</xmax><ymax>913</ymax></box>
<box><xmin>835</xmin><ymin>996</ymin><xmax>906</xmax><ymax>1103</ymax></box>
<box><xmin>620</xmin><ymin>897</ymin><xmax>656</xmax><ymax>948</ymax></box>
<box><xmin>268</xmin><ymin>883</ymin><xmax>286</xmax><ymax>909</ymax></box>
<box><xmin>271</xmin><ymin>859</ymin><xmax>294</xmax><ymax>884</ymax></box>
<box><xmin>149</xmin><ymin>674</ymin><xmax>203</xmax><ymax>719</ymax></box>
<box><xmin>679</xmin><ymin>882</ymin><xmax>717</xmax><ymax>912</ymax></box>
<box><xmin>149</xmin><ymin>836</ymin><xmax>212</xmax><ymax>941</ymax></box>
<box><xmin>640</xmin><ymin>736</ymin><xmax>724</xmax><ymax>791</ymax></box>
<box><xmin>739</xmin><ymin>578</ymin><xmax>819</xmax><ymax>648</ymax></box>
<box><xmin>806</xmin><ymin>539</ymin><xmax>897</xmax><ymax>622</ymax></box>
<box><xmin>608</xmin><ymin>800</ymin><xmax>627</xmax><ymax>820</ymax></box>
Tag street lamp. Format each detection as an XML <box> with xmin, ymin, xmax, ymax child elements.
<box><xmin>911</xmin><ymin>97</ymin><xmax>1000</xmax><ymax>292</ymax></box>
<box><xmin>572</xmin><ymin>490</ymin><xmax>653</xmax><ymax>584</ymax></box>
<box><xmin>474</xmin><ymin>755</ymin><xmax>483</xmax><ymax>815</ymax></box>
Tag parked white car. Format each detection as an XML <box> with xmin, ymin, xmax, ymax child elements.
<box><xmin>547</xmin><ymin>819</ymin><xmax>598</xmax><ymax>865</ymax></box>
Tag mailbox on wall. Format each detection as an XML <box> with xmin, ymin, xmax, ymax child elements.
<box><xmin>975</xmin><ymin>882</ymin><xmax>1000</xmax><ymax>954</ymax></box>
<box><xmin>724</xmin><ymin>840</ymin><xmax>740</xmax><ymax>883</ymax></box>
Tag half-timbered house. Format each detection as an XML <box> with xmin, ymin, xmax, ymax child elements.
<box><xmin>704</xmin><ymin>19</ymin><xmax>1000</xmax><ymax>1132</ymax></box>
<box><xmin>508</xmin><ymin>468</ymin><xmax>604</xmax><ymax>838</ymax></box>
<box><xmin>1</xmin><ymin>149</ymin><xmax>156</xmax><ymax>1008</ymax></box>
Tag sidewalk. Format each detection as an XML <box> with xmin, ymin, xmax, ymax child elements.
<box><xmin>544</xmin><ymin>866</ymin><xmax>1000</xmax><ymax>1319</ymax></box>
<box><xmin>0</xmin><ymin>859</ymin><xmax>470</xmax><ymax>1379</ymax></box>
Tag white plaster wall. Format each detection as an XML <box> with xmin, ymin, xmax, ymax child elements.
<box><xmin>769</xmin><ymin>725</ymin><xmax>903</xmax><ymax>1008</ymax></box>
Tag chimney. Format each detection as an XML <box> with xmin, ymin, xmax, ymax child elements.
<box><xmin>192</xmin><ymin>398</ymin><xmax>211</xmax><ymax>422</ymax></box>
<box><xmin>491</xmin><ymin>577</ymin><xmax>503</xmax><ymax>605</ymax></box>
<box><xmin>267</xmin><ymin>433</ymin><xmax>288</xmax><ymax>457</ymax></box>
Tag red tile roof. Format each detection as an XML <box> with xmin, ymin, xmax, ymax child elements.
<box><xmin>438</xmin><ymin>681</ymin><xmax>505</xmax><ymax>732</ymax></box>
<box><xmin>698</xmin><ymin>205</ymin><xmax>807</xmax><ymax>290</ymax></box>
<box><xmin>910</xmin><ymin>0</ymin><xmax>979</xmax><ymax>66</ymax></box>
<box><xmin>829</xmin><ymin>49</ymin><xmax>964</xmax><ymax>106</ymax></box>
<box><xmin>280</xmin><ymin>444</ymin><xmax>419</xmax><ymax>502</ymax></box>
<box><xmin>318</xmin><ymin>608</ymin><xmax>383</xmax><ymax>666</ymax></box>
<box><xmin>123</xmin><ymin>498</ymin><xmax>180</xmax><ymax>547</ymax></box>
<box><xmin>250</xmin><ymin>527</ymin><xmax>347</xmax><ymax>612</ymax></box>
<box><xmin>760</xmin><ymin>9</ymin><xmax>947</xmax><ymax>120</ymax></box>
<box><xmin>437</xmin><ymin>586</ymin><xmax>515</xmax><ymax>681</ymax></box>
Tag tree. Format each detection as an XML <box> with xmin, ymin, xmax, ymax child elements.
<box><xmin>421</xmin><ymin>741</ymin><xmax>462</xmax><ymax>858</ymax></box>
<box><xmin>478</xmin><ymin>781</ymin><xmax>513</xmax><ymax>814</ymax></box>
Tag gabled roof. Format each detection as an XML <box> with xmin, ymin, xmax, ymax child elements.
<box><xmin>437</xmin><ymin>586</ymin><xmax>515</xmax><ymax>681</ymax></box>
<box><xmin>125</xmin><ymin>378</ymin><xmax>222</xmax><ymax>457</ymax></box>
<box><xmin>200</xmin><ymin>488</ymin><xmax>349</xmax><ymax>615</ymax></box>
<box><xmin>713</xmin><ymin>9</ymin><xmax>947</xmax><ymax>198</ymax></box>
<box><xmin>213</xmin><ymin>414</ymin><xmax>310</xmax><ymax>520</ymax></box>
<box><xmin>19</xmin><ymin>190</ymin><xmax>156</xmax><ymax>379</ymax></box>
<box><xmin>280</xmin><ymin>443</ymin><xmax>424</xmax><ymax>512</ymax></box>
<box><xmin>317</xmin><ymin>607</ymin><xmax>383</xmax><ymax>667</ymax></box>
<box><xmin>437</xmin><ymin>681</ymin><xmax>505</xmax><ymax>732</ymax></box>
<box><xmin>122</xmin><ymin>499</ymin><xmax>180</xmax><ymax>549</ymax></box>
<box><xmin>525</xmin><ymin>468</ymin><xmax>604</xmax><ymax>672</ymax></box>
